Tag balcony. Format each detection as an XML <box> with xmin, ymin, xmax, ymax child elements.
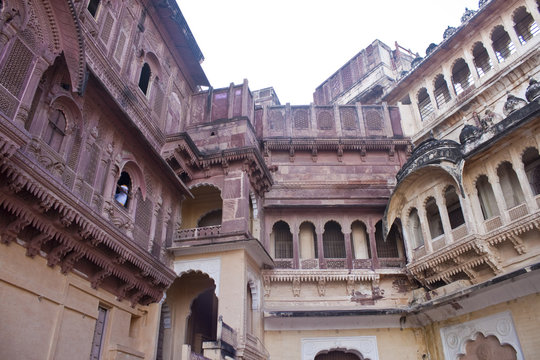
<box><xmin>170</xmin><ymin>225</ymin><xmax>250</xmax><ymax>249</ymax></box>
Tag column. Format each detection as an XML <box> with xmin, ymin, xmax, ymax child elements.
<box><xmin>221</xmin><ymin>170</ymin><xmax>250</xmax><ymax>234</ymax></box>
<box><xmin>292</xmin><ymin>231</ymin><xmax>300</xmax><ymax>269</ymax></box>
<box><xmin>368</xmin><ymin>218</ymin><xmax>379</xmax><ymax>268</ymax></box>
<box><xmin>435</xmin><ymin>191</ymin><xmax>453</xmax><ymax>245</ymax></box>
<box><xmin>418</xmin><ymin>207</ymin><xmax>433</xmax><ymax>253</ymax></box>
<box><xmin>488</xmin><ymin>169</ymin><xmax>510</xmax><ymax>223</ymax></box>
<box><xmin>344</xmin><ymin>232</ymin><xmax>353</xmax><ymax>269</ymax></box>
<box><xmin>316</xmin><ymin>224</ymin><xmax>325</xmax><ymax>269</ymax></box>
<box><xmin>511</xmin><ymin>153</ymin><xmax>537</xmax><ymax>210</ymax></box>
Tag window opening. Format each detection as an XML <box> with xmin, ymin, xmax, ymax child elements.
<box><xmin>299</xmin><ymin>222</ymin><xmax>318</xmax><ymax>259</ymax></box>
<box><xmin>351</xmin><ymin>221</ymin><xmax>370</xmax><ymax>259</ymax></box>
<box><xmin>476</xmin><ymin>175</ymin><xmax>500</xmax><ymax>220</ymax></box>
<box><xmin>323</xmin><ymin>221</ymin><xmax>346</xmax><ymax>258</ymax></box>
<box><xmin>138</xmin><ymin>63</ymin><xmax>151</xmax><ymax>94</ymax></box>
<box><xmin>408</xmin><ymin>208</ymin><xmax>424</xmax><ymax>248</ymax></box>
<box><xmin>273</xmin><ymin>221</ymin><xmax>293</xmax><ymax>259</ymax></box>
<box><xmin>115</xmin><ymin>171</ymin><xmax>131</xmax><ymax>207</ymax></box>
<box><xmin>452</xmin><ymin>58</ymin><xmax>473</xmax><ymax>95</ymax></box>
<box><xmin>425</xmin><ymin>197</ymin><xmax>444</xmax><ymax>239</ymax></box>
<box><xmin>513</xmin><ymin>6</ymin><xmax>539</xmax><ymax>44</ymax></box>
<box><xmin>472</xmin><ymin>42</ymin><xmax>492</xmax><ymax>77</ymax></box>
<box><xmin>497</xmin><ymin>162</ymin><xmax>525</xmax><ymax>209</ymax></box>
<box><xmin>433</xmin><ymin>74</ymin><xmax>451</xmax><ymax>108</ymax></box>
<box><xmin>87</xmin><ymin>0</ymin><xmax>100</xmax><ymax>18</ymax></box>
<box><xmin>375</xmin><ymin>220</ymin><xmax>400</xmax><ymax>258</ymax></box>
<box><xmin>491</xmin><ymin>25</ymin><xmax>515</xmax><ymax>62</ymax></box>
<box><xmin>445</xmin><ymin>186</ymin><xmax>465</xmax><ymax>229</ymax></box>
<box><xmin>417</xmin><ymin>88</ymin><xmax>434</xmax><ymax>121</ymax></box>
<box><xmin>523</xmin><ymin>147</ymin><xmax>540</xmax><ymax>195</ymax></box>
<box><xmin>44</xmin><ymin>109</ymin><xmax>66</xmax><ymax>152</ymax></box>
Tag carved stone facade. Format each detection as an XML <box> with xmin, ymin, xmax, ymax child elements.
<box><xmin>1</xmin><ymin>1</ymin><xmax>540</xmax><ymax>360</ymax></box>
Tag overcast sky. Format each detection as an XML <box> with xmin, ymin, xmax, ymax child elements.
<box><xmin>178</xmin><ymin>0</ymin><xmax>479</xmax><ymax>105</ymax></box>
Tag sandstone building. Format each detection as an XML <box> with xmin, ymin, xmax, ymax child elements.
<box><xmin>0</xmin><ymin>0</ymin><xmax>539</xmax><ymax>359</ymax></box>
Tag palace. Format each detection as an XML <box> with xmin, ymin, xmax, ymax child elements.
<box><xmin>0</xmin><ymin>0</ymin><xmax>539</xmax><ymax>359</ymax></box>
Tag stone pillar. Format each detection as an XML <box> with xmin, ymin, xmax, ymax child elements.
<box><xmin>488</xmin><ymin>170</ymin><xmax>510</xmax><ymax>223</ymax></box>
<box><xmin>459</xmin><ymin>192</ymin><xmax>478</xmax><ymax>234</ymax></box>
<box><xmin>316</xmin><ymin>224</ymin><xmax>325</xmax><ymax>269</ymax></box>
<box><xmin>418</xmin><ymin>207</ymin><xmax>433</xmax><ymax>253</ymax></box>
<box><xmin>435</xmin><ymin>190</ymin><xmax>453</xmax><ymax>245</ymax></box>
<box><xmin>344</xmin><ymin>232</ymin><xmax>353</xmax><ymax>269</ymax></box>
<box><xmin>463</xmin><ymin>50</ymin><xmax>480</xmax><ymax>84</ymax></box>
<box><xmin>501</xmin><ymin>16</ymin><xmax>522</xmax><ymax>53</ymax></box>
<box><xmin>442</xmin><ymin>67</ymin><xmax>457</xmax><ymax>98</ymax></box>
<box><xmin>368</xmin><ymin>219</ymin><xmax>379</xmax><ymax>268</ymax></box>
<box><xmin>292</xmin><ymin>230</ymin><xmax>299</xmax><ymax>269</ymax></box>
<box><xmin>479</xmin><ymin>32</ymin><xmax>500</xmax><ymax>71</ymax></box>
<box><xmin>512</xmin><ymin>155</ymin><xmax>537</xmax><ymax>210</ymax></box>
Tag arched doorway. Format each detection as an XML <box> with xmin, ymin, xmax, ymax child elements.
<box><xmin>186</xmin><ymin>288</ymin><xmax>218</xmax><ymax>354</ymax></box>
<box><xmin>158</xmin><ymin>272</ymin><xmax>218</xmax><ymax>359</ymax></box>
<box><xmin>315</xmin><ymin>350</ymin><xmax>365</xmax><ymax>360</ymax></box>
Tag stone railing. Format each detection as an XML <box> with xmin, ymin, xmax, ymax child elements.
<box><xmin>508</xmin><ymin>203</ymin><xmax>528</xmax><ymax>221</ymax></box>
<box><xmin>452</xmin><ymin>224</ymin><xmax>468</xmax><ymax>241</ymax></box>
<box><xmin>175</xmin><ymin>225</ymin><xmax>222</xmax><ymax>241</ymax></box>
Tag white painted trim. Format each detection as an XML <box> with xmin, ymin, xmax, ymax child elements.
<box><xmin>440</xmin><ymin>311</ymin><xmax>524</xmax><ymax>360</ymax></box>
<box><xmin>173</xmin><ymin>257</ymin><xmax>221</xmax><ymax>296</ymax></box>
<box><xmin>301</xmin><ymin>336</ymin><xmax>379</xmax><ymax>360</ymax></box>
<box><xmin>247</xmin><ymin>267</ymin><xmax>261</xmax><ymax>310</ymax></box>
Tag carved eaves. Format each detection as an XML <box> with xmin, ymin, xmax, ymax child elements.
<box><xmin>0</xmin><ymin>160</ymin><xmax>175</xmax><ymax>306</ymax></box>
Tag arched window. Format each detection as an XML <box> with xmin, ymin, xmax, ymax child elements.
<box><xmin>472</xmin><ymin>42</ymin><xmax>492</xmax><ymax>77</ymax></box>
<box><xmin>272</xmin><ymin>221</ymin><xmax>293</xmax><ymax>259</ymax></box>
<box><xmin>87</xmin><ymin>0</ymin><xmax>100</xmax><ymax>18</ymax></box>
<box><xmin>198</xmin><ymin>209</ymin><xmax>222</xmax><ymax>227</ymax></box>
<box><xmin>323</xmin><ymin>221</ymin><xmax>345</xmax><ymax>258</ymax></box>
<box><xmin>513</xmin><ymin>6</ymin><xmax>539</xmax><ymax>45</ymax></box>
<box><xmin>408</xmin><ymin>208</ymin><xmax>424</xmax><ymax>248</ymax></box>
<box><xmin>44</xmin><ymin>109</ymin><xmax>66</xmax><ymax>152</ymax></box>
<box><xmin>433</xmin><ymin>74</ymin><xmax>451</xmax><ymax>108</ymax></box>
<box><xmin>522</xmin><ymin>147</ymin><xmax>540</xmax><ymax>195</ymax></box>
<box><xmin>351</xmin><ymin>221</ymin><xmax>369</xmax><ymax>259</ymax></box>
<box><xmin>445</xmin><ymin>186</ymin><xmax>465</xmax><ymax>229</ymax></box>
<box><xmin>138</xmin><ymin>63</ymin><xmax>151</xmax><ymax>94</ymax></box>
<box><xmin>491</xmin><ymin>25</ymin><xmax>515</xmax><ymax>62</ymax></box>
<box><xmin>417</xmin><ymin>87</ymin><xmax>434</xmax><ymax>121</ymax></box>
<box><xmin>115</xmin><ymin>171</ymin><xmax>131</xmax><ymax>208</ymax></box>
<box><xmin>497</xmin><ymin>162</ymin><xmax>525</xmax><ymax>209</ymax></box>
<box><xmin>452</xmin><ymin>58</ymin><xmax>473</xmax><ymax>95</ymax></box>
<box><xmin>476</xmin><ymin>175</ymin><xmax>500</xmax><ymax>220</ymax></box>
<box><xmin>375</xmin><ymin>220</ymin><xmax>400</xmax><ymax>258</ymax></box>
<box><xmin>299</xmin><ymin>222</ymin><xmax>318</xmax><ymax>259</ymax></box>
<box><xmin>425</xmin><ymin>197</ymin><xmax>444</xmax><ymax>239</ymax></box>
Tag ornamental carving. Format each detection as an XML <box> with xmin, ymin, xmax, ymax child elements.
<box><xmin>443</xmin><ymin>26</ymin><xmax>457</xmax><ymax>39</ymax></box>
<box><xmin>525</xmin><ymin>78</ymin><xmax>540</xmax><ymax>102</ymax></box>
<box><xmin>461</xmin><ymin>8</ymin><xmax>477</xmax><ymax>23</ymax></box>
<box><xmin>502</xmin><ymin>94</ymin><xmax>527</xmax><ymax>116</ymax></box>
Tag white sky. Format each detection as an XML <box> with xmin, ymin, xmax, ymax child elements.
<box><xmin>178</xmin><ymin>0</ymin><xmax>479</xmax><ymax>105</ymax></box>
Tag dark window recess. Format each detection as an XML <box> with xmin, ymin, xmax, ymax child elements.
<box><xmin>138</xmin><ymin>63</ymin><xmax>151</xmax><ymax>94</ymax></box>
<box><xmin>273</xmin><ymin>221</ymin><xmax>293</xmax><ymax>259</ymax></box>
<box><xmin>87</xmin><ymin>0</ymin><xmax>100</xmax><ymax>17</ymax></box>
<box><xmin>323</xmin><ymin>221</ymin><xmax>345</xmax><ymax>258</ymax></box>
<box><xmin>44</xmin><ymin>109</ymin><xmax>66</xmax><ymax>152</ymax></box>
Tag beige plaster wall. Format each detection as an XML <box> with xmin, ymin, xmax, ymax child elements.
<box><xmin>423</xmin><ymin>292</ymin><xmax>540</xmax><ymax>360</ymax></box>
<box><xmin>0</xmin><ymin>243</ymin><xmax>157</xmax><ymax>360</ymax></box>
<box><xmin>264</xmin><ymin>328</ymin><xmax>427</xmax><ymax>360</ymax></box>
